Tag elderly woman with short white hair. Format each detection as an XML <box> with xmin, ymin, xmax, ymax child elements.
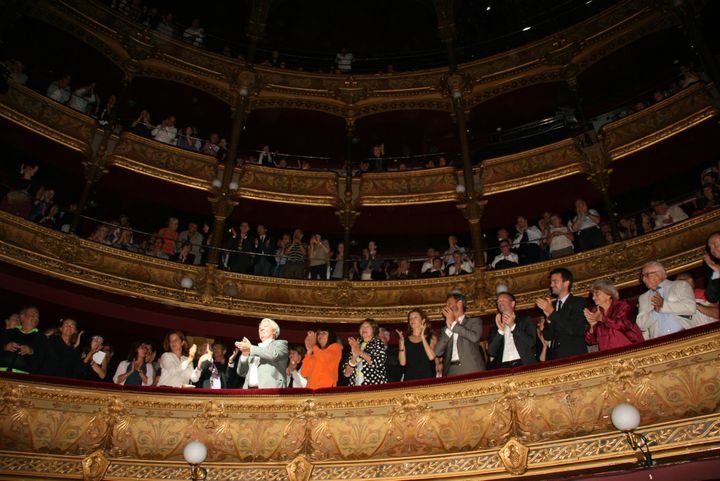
<box><xmin>235</xmin><ymin>318</ymin><xmax>289</xmax><ymax>389</ymax></box>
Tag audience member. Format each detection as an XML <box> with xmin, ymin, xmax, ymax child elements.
<box><xmin>131</xmin><ymin>110</ymin><xmax>153</xmax><ymax>138</ymax></box>
<box><xmin>704</xmin><ymin>231</ymin><xmax>720</xmax><ymax>304</ymax></box>
<box><xmin>286</xmin><ymin>345</ymin><xmax>307</xmax><ymax>388</ymax></box>
<box><xmin>583</xmin><ymin>279</ymin><xmax>643</xmax><ymax>351</ymax></box>
<box><xmin>193</xmin><ymin>342</ymin><xmax>233</xmax><ymax>389</ymax></box>
<box><xmin>491</xmin><ymin>240</ymin><xmax>519</xmax><ymax>269</ymax></box>
<box><xmin>43</xmin><ymin>318</ymin><xmax>83</xmax><ymax>378</ymax></box>
<box><xmin>157</xmin><ymin>217</ymin><xmax>179</xmax><ymax>256</ymax></box>
<box><xmin>228</xmin><ymin>221</ymin><xmax>254</xmax><ymax>273</ymax></box>
<box><xmin>378</xmin><ymin>328</ymin><xmax>401</xmax><ymax>383</ymax></box>
<box><xmin>547</xmin><ymin>213</ymin><xmax>574</xmax><ymax>258</ymax></box>
<box><xmin>156</xmin><ymin>13</ymin><xmax>177</xmax><ymax>37</ymax></box>
<box><xmin>336</xmin><ymin>48</ymin><xmax>354</xmax><ymax>73</ymax></box>
<box><xmin>636</xmin><ymin>261</ymin><xmax>697</xmax><ymax>340</ymax></box>
<box><xmin>67</xmin><ymin>82</ymin><xmax>97</xmax><ymax>114</ymax></box>
<box><xmin>113</xmin><ymin>341</ymin><xmax>155</xmax><ymax>386</ymax></box>
<box><xmin>183</xmin><ymin>18</ymin><xmax>205</xmax><ymax>47</ymax></box>
<box><xmin>283</xmin><ymin>229</ymin><xmax>307</xmax><ymax>279</ymax></box>
<box><xmin>157</xmin><ymin>330</ymin><xmax>197</xmax><ymax>387</ymax></box>
<box><xmin>569</xmin><ymin>199</ymin><xmax>603</xmax><ymax>252</ymax></box>
<box><xmin>301</xmin><ymin>325</ymin><xmax>342</xmax><ymax>389</ymax></box>
<box><xmin>308</xmin><ymin>234</ymin><xmax>330</xmax><ymax>279</ymax></box>
<box><xmin>513</xmin><ymin>215</ymin><xmax>543</xmax><ymax>264</ymax></box>
<box><xmin>359</xmin><ymin>241</ymin><xmax>383</xmax><ymax>280</ymax></box>
<box><xmin>178</xmin><ymin>220</ymin><xmax>203</xmax><ymax>265</ymax></box>
<box><xmin>0</xmin><ymin>306</ymin><xmax>45</xmax><ymax>374</ymax></box>
<box><xmin>330</xmin><ymin>243</ymin><xmax>345</xmax><ymax>279</ymax></box>
<box><xmin>443</xmin><ymin>235</ymin><xmax>466</xmax><ymax>267</ymax></box>
<box><xmin>46</xmin><ymin>75</ymin><xmax>72</xmax><ymax>104</ymax></box>
<box><xmin>447</xmin><ymin>252</ymin><xmax>474</xmax><ymax>275</ymax></box>
<box><xmin>152</xmin><ymin>116</ymin><xmax>177</xmax><ymax>144</ymax></box>
<box><xmin>488</xmin><ymin>292</ymin><xmax>537</xmax><ymax>368</ymax></box>
<box><xmin>235</xmin><ymin>318</ymin><xmax>288</xmax><ymax>388</ymax></box>
<box><xmin>397</xmin><ymin>309</ymin><xmax>437</xmax><ymax>381</ymax></box>
<box><xmin>81</xmin><ymin>335</ymin><xmax>108</xmax><ymax>381</ymax></box>
<box><xmin>535</xmin><ymin>268</ymin><xmax>587</xmax><ymax>359</ymax></box>
<box><xmin>674</xmin><ymin>273</ymin><xmax>718</xmax><ymax>326</ymax></box>
<box><xmin>343</xmin><ymin>319</ymin><xmax>387</xmax><ymax>385</ymax></box>
<box><xmin>434</xmin><ymin>292</ymin><xmax>484</xmax><ymax>376</ymax></box>
<box><xmin>651</xmin><ymin>200</ymin><xmax>689</xmax><ymax>229</ymax></box>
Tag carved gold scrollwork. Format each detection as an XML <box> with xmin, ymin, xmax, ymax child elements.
<box><xmin>81</xmin><ymin>450</ymin><xmax>110</xmax><ymax>481</ymax></box>
<box><xmin>498</xmin><ymin>437</ymin><xmax>529</xmax><ymax>475</ymax></box>
<box><xmin>286</xmin><ymin>454</ymin><xmax>314</xmax><ymax>481</ymax></box>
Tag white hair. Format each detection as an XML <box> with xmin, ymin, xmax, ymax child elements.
<box><xmin>260</xmin><ymin>318</ymin><xmax>280</xmax><ymax>338</ymax></box>
<box><xmin>642</xmin><ymin>260</ymin><xmax>666</xmax><ymax>276</ymax></box>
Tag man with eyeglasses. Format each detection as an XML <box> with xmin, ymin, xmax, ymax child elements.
<box><xmin>637</xmin><ymin>261</ymin><xmax>697</xmax><ymax>340</ymax></box>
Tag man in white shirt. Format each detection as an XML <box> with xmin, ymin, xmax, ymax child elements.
<box><xmin>637</xmin><ymin>261</ymin><xmax>698</xmax><ymax>340</ymax></box>
<box><xmin>434</xmin><ymin>292</ymin><xmax>484</xmax><ymax>376</ymax></box>
<box><xmin>443</xmin><ymin>236</ymin><xmax>466</xmax><ymax>268</ymax></box>
<box><xmin>67</xmin><ymin>83</ymin><xmax>97</xmax><ymax>114</ymax></box>
<box><xmin>651</xmin><ymin>201</ymin><xmax>689</xmax><ymax>230</ymax></box>
<box><xmin>491</xmin><ymin>240</ymin><xmax>519</xmax><ymax>269</ymax></box>
<box><xmin>420</xmin><ymin>248</ymin><xmax>438</xmax><ymax>274</ymax></box>
<box><xmin>336</xmin><ymin>48</ymin><xmax>354</xmax><ymax>73</ymax></box>
<box><xmin>569</xmin><ymin>199</ymin><xmax>603</xmax><ymax>252</ymax></box>
<box><xmin>46</xmin><ymin>75</ymin><xmax>72</xmax><ymax>104</ymax></box>
<box><xmin>235</xmin><ymin>318</ymin><xmax>288</xmax><ymax>388</ymax></box>
<box><xmin>513</xmin><ymin>215</ymin><xmax>543</xmax><ymax>264</ymax></box>
<box><xmin>487</xmin><ymin>292</ymin><xmax>537</xmax><ymax>368</ymax></box>
<box><xmin>152</xmin><ymin>116</ymin><xmax>177</xmax><ymax>144</ymax></box>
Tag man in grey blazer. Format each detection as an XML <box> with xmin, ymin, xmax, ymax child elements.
<box><xmin>434</xmin><ymin>291</ymin><xmax>485</xmax><ymax>376</ymax></box>
<box><xmin>235</xmin><ymin>318</ymin><xmax>289</xmax><ymax>388</ymax></box>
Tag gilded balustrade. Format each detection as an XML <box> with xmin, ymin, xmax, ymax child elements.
<box><xmin>27</xmin><ymin>0</ymin><xmax>675</xmax><ymax>116</ymax></box>
<box><xmin>0</xmin><ymin>208</ymin><xmax>717</xmax><ymax>322</ymax></box>
<box><xmin>1</xmin><ymin>325</ymin><xmax>720</xmax><ymax>480</ymax></box>
<box><xmin>1</xmin><ymin>82</ymin><xmax>715</xmax><ymax>207</ymax></box>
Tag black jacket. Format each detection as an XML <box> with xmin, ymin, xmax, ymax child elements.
<box><xmin>543</xmin><ymin>294</ymin><xmax>588</xmax><ymax>360</ymax></box>
<box><xmin>487</xmin><ymin>314</ymin><xmax>538</xmax><ymax>366</ymax></box>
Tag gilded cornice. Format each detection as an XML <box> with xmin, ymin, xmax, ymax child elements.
<box><xmin>0</xmin><ymin>83</ymin><xmax>95</xmax><ymax>157</ymax></box>
<box><xmin>1</xmin><ymin>327</ymin><xmax>720</xmax><ymax>480</ymax></box>
<box><xmin>604</xmin><ymin>82</ymin><xmax>718</xmax><ymax>159</ymax></box>
<box><xmin>28</xmin><ymin>0</ymin><xmax>677</xmax><ymax>117</ymax></box>
<box><xmin>108</xmin><ymin>132</ymin><xmax>217</xmax><ymax>190</ymax></box>
<box><xmin>0</xmin><ymin>209</ymin><xmax>717</xmax><ymax>322</ymax></box>
<box><xmin>358</xmin><ymin>167</ymin><xmax>459</xmax><ymax>206</ymax></box>
<box><xmin>237</xmin><ymin>164</ymin><xmax>340</xmax><ymax>207</ymax></box>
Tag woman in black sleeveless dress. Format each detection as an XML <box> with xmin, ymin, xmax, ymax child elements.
<box><xmin>398</xmin><ymin>309</ymin><xmax>437</xmax><ymax>381</ymax></box>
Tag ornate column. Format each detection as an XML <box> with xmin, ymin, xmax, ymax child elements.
<box><xmin>336</xmin><ymin>118</ymin><xmax>360</xmax><ymax>280</ymax></box>
<box><xmin>434</xmin><ymin>0</ymin><xmax>486</xmax><ymax>266</ymax></box>
<box><xmin>70</xmin><ymin>73</ymin><xmax>133</xmax><ymax>233</ymax></box>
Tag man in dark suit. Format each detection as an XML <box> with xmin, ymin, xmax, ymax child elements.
<box><xmin>228</xmin><ymin>221</ymin><xmax>255</xmax><ymax>274</ymax></box>
<box><xmin>194</xmin><ymin>342</ymin><xmax>232</xmax><ymax>389</ymax></box>
<box><xmin>535</xmin><ymin>267</ymin><xmax>587</xmax><ymax>360</ymax></box>
<box><xmin>434</xmin><ymin>291</ymin><xmax>485</xmax><ymax>376</ymax></box>
<box><xmin>488</xmin><ymin>292</ymin><xmax>537</xmax><ymax>368</ymax></box>
<box><xmin>704</xmin><ymin>231</ymin><xmax>720</xmax><ymax>303</ymax></box>
<box><xmin>253</xmin><ymin>224</ymin><xmax>275</xmax><ymax>276</ymax></box>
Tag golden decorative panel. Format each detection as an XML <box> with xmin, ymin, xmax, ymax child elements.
<box><xmin>25</xmin><ymin>0</ymin><xmax>676</xmax><ymax>117</ymax></box>
<box><xmin>0</xmin><ymin>209</ymin><xmax>718</xmax><ymax>322</ymax></box>
<box><xmin>0</xmin><ymin>83</ymin><xmax>95</xmax><ymax>157</ymax></box>
<box><xmin>1</xmin><ymin>328</ymin><xmax>720</xmax><ymax>480</ymax></box>
<box><xmin>238</xmin><ymin>164</ymin><xmax>340</xmax><ymax>207</ymax></box>
<box><xmin>109</xmin><ymin>132</ymin><xmax>218</xmax><ymax>190</ymax></box>
<box><xmin>358</xmin><ymin>167</ymin><xmax>459</xmax><ymax>206</ymax></box>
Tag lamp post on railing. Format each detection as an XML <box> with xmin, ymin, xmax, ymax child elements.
<box><xmin>183</xmin><ymin>441</ymin><xmax>208</xmax><ymax>481</ymax></box>
<box><xmin>611</xmin><ymin>403</ymin><xmax>654</xmax><ymax>468</ymax></box>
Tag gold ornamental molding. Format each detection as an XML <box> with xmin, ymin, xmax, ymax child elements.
<box><xmin>0</xmin><ymin>81</ymin><xmax>95</xmax><ymax>157</ymax></box>
<box><xmin>237</xmin><ymin>164</ymin><xmax>340</xmax><ymax>207</ymax></box>
<box><xmin>358</xmin><ymin>166</ymin><xmax>459</xmax><ymax>206</ymax></box>
<box><xmin>0</xmin><ymin>209</ymin><xmax>717</xmax><ymax>322</ymax></box>
<box><xmin>1</xmin><ymin>326</ymin><xmax>720</xmax><ymax>480</ymax></box>
<box><xmin>25</xmin><ymin>0</ymin><xmax>677</xmax><ymax>117</ymax></box>
<box><xmin>109</xmin><ymin>131</ymin><xmax>218</xmax><ymax>191</ymax></box>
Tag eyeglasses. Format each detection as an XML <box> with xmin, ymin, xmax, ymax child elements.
<box><xmin>641</xmin><ymin>271</ymin><xmax>661</xmax><ymax>278</ymax></box>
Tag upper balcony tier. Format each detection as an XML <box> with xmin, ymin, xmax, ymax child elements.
<box><xmin>25</xmin><ymin>0</ymin><xmax>678</xmax><ymax>117</ymax></box>
<box><xmin>0</xmin><ymin>81</ymin><xmax>715</xmax><ymax>207</ymax></box>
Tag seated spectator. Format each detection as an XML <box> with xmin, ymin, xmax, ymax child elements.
<box><xmin>0</xmin><ymin>306</ymin><xmax>45</xmax><ymax>374</ymax></box>
<box><xmin>4</xmin><ymin>312</ymin><xmax>20</xmax><ymax>330</ymax></box>
<box><xmin>391</xmin><ymin>259</ymin><xmax>415</xmax><ymax>279</ymax></box>
<box><xmin>487</xmin><ymin>228</ymin><xmax>512</xmax><ymax>263</ymax></box>
<box><xmin>5</xmin><ymin>60</ymin><xmax>27</xmax><ymax>85</ymax></box>
<box><xmin>88</xmin><ymin>224</ymin><xmax>112</xmax><ymax>245</ymax></box>
<box><xmin>112</xmin><ymin>228</ymin><xmax>139</xmax><ymax>252</ymax></box>
<box><xmin>488</xmin><ymin>292</ymin><xmax>537</xmax><ymax>368</ymax></box>
<box><xmin>146</xmin><ymin>237</ymin><xmax>169</xmax><ymax>259</ymax></box>
<box><xmin>172</xmin><ymin>241</ymin><xmax>195</xmax><ymax>264</ymax></box>
<box><xmin>177</xmin><ymin>126</ymin><xmax>202</xmax><ymax>151</ymax></box>
<box><xmin>343</xmin><ymin>319</ymin><xmax>387</xmax><ymax>386</ymax></box>
<box><xmin>301</xmin><ymin>325</ymin><xmax>342</xmax><ymax>389</ymax></box>
<box><xmin>157</xmin><ymin>217</ymin><xmax>179</xmax><ymax>256</ymax></box>
<box><xmin>639</xmin><ymin>211</ymin><xmax>654</xmax><ymax>235</ymax></box>
<box><xmin>96</xmin><ymin>94</ymin><xmax>118</xmax><ymax>127</ymax></box>
<box><xmin>600</xmin><ymin>222</ymin><xmax>614</xmax><ymax>245</ymax></box>
<box><xmin>113</xmin><ymin>341</ymin><xmax>155</xmax><ymax>386</ymax></box>
<box><xmin>157</xmin><ymin>330</ymin><xmax>197</xmax><ymax>387</ymax></box>
<box><xmin>201</xmin><ymin>133</ymin><xmax>220</xmax><ymax>156</ymax></box>
<box><xmin>152</xmin><ymin>116</ymin><xmax>177</xmax><ymax>144</ymax></box>
<box><xmin>81</xmin><ymin>335</ymin><xmax>108</xmax><ymax>381</ymax></box>
<box><xmin>513</xmin><ymin>216</ymin><xmax>543</xmax><ymax>264</ymax></box>
<box><xmin>420</xmin><ymin>248</ymin><xmax>438</xmax><ymax>275</ymax></box>
<box><xmin>705</xmin><ymin>231</ymin><xmax>720</xmax><ymax>304</ymax></box>
<box><xmin>67</xmin><ymin>82</ymin><xmax>97</xmax><ymax>114</ymax></box>
<box><xmin>258</xmin><ymin>145</ymin><xmax>274</xmax><ymax>166</ymax></box>
<box><xmin>183</xmin><ymin>18</ymin><xmax>205</xmax><ymax>47</ymax></box>
<box><xmin>131</xmin><ymin>110</ymin><xmax>153</xmax><ymax>138</ymax></box>
<box><xmin>43</xmin><ymin>318</ymin><xmax>84</xmax><ymax>378</ymax></box>
<box><xmin>178</xmin><ymin>220</ymin><xmax>204</xmax><ymax>265</ymax></box>
<box><xmin>28</xmin><ymin>188</ymin><xmax>55</xmax><ymax>222</ymax></box>
<box><xmin>447</xmin><ymin>252</ymin><xmax>474</xmax><ymax>275</ymax></box>
<box><xmin>421</xmin><ymin>257</ymin><xmax>446</xmax><ymax>277</ymax></box>
<box><xmin>695</xmin><ymin>183</ymin><xmax>720</xmax><ymax>212</ymax></box>
<box><xmin>679</xmin><ymin>64</ymin><xmax>700</xmax><ymax>88</ymax></box>
<box><xmin>286</xmin><ymin>345</ymin><xmax>307</xmax><ymax>388</ymax></box>
<box><xmin>156</xmin><ymin>12</ymin><xmax>176</xmax><ymax>37</ymax></box>
<box><xmin>583</xmin><ymin>279</ymin><xmax>644</xmax><ymax>351</ymax></box>
<box><xmin>675</xmin><ymin>273</ymin><xmax>718</xmax><ymax>326</ymax></box>
<box><xmin>546</xmin><ymin>213</ymin><xmax>574</xmax><ymax>258</ymax></box>
<box><xmin>618</xmin><ymin>217</ymin><xmax>638</xmax><ymax>240</ymax></box>
<box><xmin>443</xmin><ymin>235</ymin><xmax>466</xmax><ymax>268</ymax></box>
<box><xmin>46</xmin><ymin>75</ymin><xmax>72</xmax><ymax>104</ymax></box>
<box><xmin>569</xmin><ymin>199</ymin><xmax>603</xmax><ymax>252</ymax></box>
<box><xmin>397</xmin><ymin>309</ymin><xmax>436</xmax><ymax>381</ymax></box>
<box><xmin>637</xmin><ymin>261</ymin><xmax>698</xmax><ymax>340</ymax></box>
<box><xmin>491</xmin><ymin>240</ymin><xmax>519</xmax><ymax>269</ymax></box>
<box><xmin>651</xmin><ymin>200</ymin><xmax>689</xmax><ymax>229</ymax></box>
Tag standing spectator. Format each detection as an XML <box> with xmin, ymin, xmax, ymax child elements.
<box><xmin>157</xmin><ymin>217</ymin><xmax>179</xmax><ymax>256</ymax></box>
<box><xmin>308</xmin><ymin>234</ymin><xmax>330</xmax><ymax>279</ymax></box>
<box><xmin>359</xmin><ymin>241</ymin><xmax>383</xmax><ymax>280</ymax></box>
<box><xmin>335</xmin><ymin>48</ymin><xmax>354</xmax><ymax>73</ymax></box>
<box><xmin>283</xmin><ymin>229</ymin><xmax>307</xmax><ymax>279</ymax></box>
<box><xmin>113</xmin><ymin>341</ymin><xmax>155</xmax><ymax>386</ymax></box>
<box><xmin>546</xmin><ymin>213</ymin><xmax>574</xmax><ymax>258</ymax></box>
<box><xmin>273</xmin><ymin>234</ymin><xmax>290</xmax><ymax>277</ymax></box>
<box><xmin>301</xmin><ymin>326</ymin><xmax>342</xmax><ymax>389</ymax></box>
<box><xmin>488</xmin><ymin>292</ymin><xmax>537</xmax><ymax>368</ymax></box>
<box><xmin>42</xmin><ymin>318</ymin><xmax>84</xmax><ymax>378</ymax></box>
<box><xmin>131</xmin><ymin>110</ymin><xmax>153</xmax><ymax>138</ymax></box>
<box><xmin>490</xmin><ymin>240</ymin><xmax>519</xmax><ymax>269</ymax></box>
<box><xmin>258</xmin><ymin>145</ymin><xmax>274</xmax><ymax>166</ymax></box>
<box><xmin>252</xmin><ymin>225</ymin><xmax>274</xmax><ymax>276</ymax></box>
<box><xmin>190</xmin><ymin>343</ymin><xmax>225</xmax><ymax>389</ymax></box>
<box><xmin>704</xmin><ymin>231</ymin><xmax>720</xmax><ymax>304</ymax></box>
<box><xmin>343</xmin><ymin>319</ymin><xmax>387</xmax><ymax>386</ymax></box>
<box><xmin>235</xmin><ymin>318</ymin><xmax>289</xmax><ymax>389</ymax></box>
<box><xmin>535</xmin><ymin>268</ymin><xmax>588</xmax><ymax>360</ymax></box>
<box><xmin>636</xmin><ymin>261</ymin><xmax>697</xmax><ymax>340</ymax></box>
<box><xmin>397</xmin><ymin>309</ymin><xmax>436</xmax><ymax>381</ymax></box>
<box><xmin>152</xmin><ymin>116</ymin><xmax>177</xmax><ymax>144</ymax></box>
<box><xmin>0</xmin><ymin>306</ymin><xmax>45</xmax><ymax>374</ymax></box>
<box><xmin>569</xmin><ymin>199</ymin><xmax>603</xmax><ymax>252</ymax></box>
<box><xmin>513</xmin><ymin>216</ymin><xmax>543</xmax><ymax>264</ymax></box>
<box><xmin>228</xmin><ymin>221</ymin><xmax>254</xmax><ymax>273</ymax></box>
<box><xmin>177</xmin><ymin>126</ymin><xmax>201</xmax><ymax>151</ymax></box>
<box><xmin>331</xmin><ymin>242</ymin><xmax>345</xmax><ymax>279</ymax></box>
<box><xmin>378</xmin><ymin>328</ymin><xmax>401</xmax><ymax>383</ymax></box>
<box><xmin>651</xmin><ymin>200</ymin><xmax>689</xmax><ymax>229</ymax></box>
<box><xmin>443</xmin><ymin>235</ymin><xmax>466</xmax><ymax>268</ymax></box>
<box><xmin>584</xmin><ymin>279</ymin><xmax>644</xmax><ymax>351</ymax></box>
<box><xmin>46</xmin><ymin>75</ymin><xmax>72</xmax><ymax>104</ymax></box>
<box><xmin>434</xmin><ymin>292</ymin><xmax>485</xmax><ymax>376</ymax></box>
<box><xmin>183</xmin><ymin>18</ymin><xmax>205</xmax><ymax>47</ymax></box>
<box><xmin>96</xmin><ymin>95</ymin><xmax>118</xmax><ymax>127</ymax></box>
<box><xmin>178</xmin><ymin>220</ymin><xmax>204</xmax><ymax>265</ymax></box>
<box><xmin>157</xmin><ymin>330</ymin><xmax>197</xmax><ymax>387</ymax></box>
<box><xmin>286</xmin><ymin>345</ymin><xmax>307</xmax><ymax>388</ymax></box>
<box><xmin>67</xmin><ymin>82</ymin><xmax>97</xmax><ymax>114</ymax></box>
<box><xmin>81</xmin><ymin>335</ymin><xmax>108</xmax><ymax>381</ymax></box>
